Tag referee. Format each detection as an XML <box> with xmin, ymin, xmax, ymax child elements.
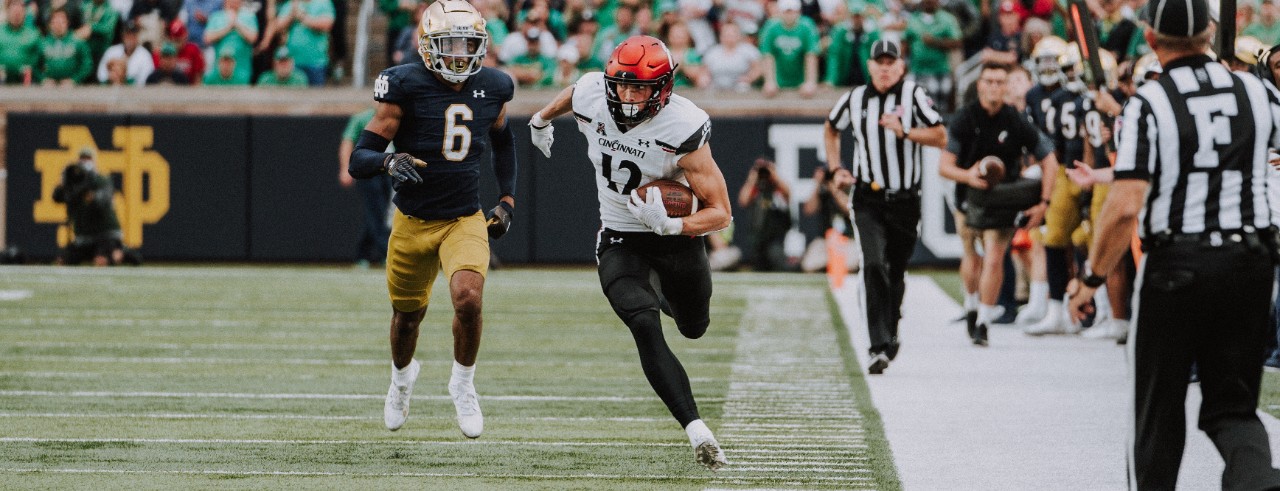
<box><xmin>823</xmin><ymin>39</ymin><xmax>947</xmax><ymax>374</ymax></box>
<box><xmin>1066</xmin><ymin>0</ymin><xmax>1280</xmax><ymax>486</ymax></box>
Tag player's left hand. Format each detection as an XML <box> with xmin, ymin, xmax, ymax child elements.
<box><xmin>529</xmin><ymin>113</ymin><xmax>554</xmax><ymax>158</ymax></box>
<box><xmin>628</xmin><ymin>190</ymin><xmax>684</xmax><ymax>236</ymax></box>
<box><xmin>486</xmin><ymin>201</ymin><xmax>514</xmax><ymax>239</ymax></box>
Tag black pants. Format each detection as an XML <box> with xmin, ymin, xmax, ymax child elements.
<box><xmin>1132</xmin><ymin>242</ymin><xmax>1280</xmax><ymax>490</ymax></box>
<box><xmin>596</xmin><ymin>229</ymin><xmax>712</xmax><ymax>427</ymax></box>
<box><xmin>853</xmin><ymin>193</ymin><xmax>921</xmax><ymax>354</ymax></box>
<box><xmin>357</xmin><ymin>175</ymin><xmax>392</xmax><ymax>263</ymax></box>
<box><xmin>62</xmin><ymin>234</ymin><xmax>123</xmax><ymax>265</ymax></box>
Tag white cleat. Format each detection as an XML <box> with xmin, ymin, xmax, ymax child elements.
<box><xmin>1083</xmin><ymin>319</ymin><xmax>1128</xmax><ymax>340</ymax></box>
<box><xmin>384</xmin><ymin>359</ymin><xmax>420</xmax><ymax>431</ymax></box>
<box><xmin>686</xmin><ymin>420</ymin><xmax>728</xmax><ymax>471</ymax></box>
<box><xmin>1015</xmin><ymin>302</ymin><xmax>1047</xmax><ymax>325</ymax></box>
<box><xmin>1023</xmin><ymin>300</ymin><xmax>1076</xmax><ymax>336</ymax></box>
<box><xmin>449</xmin><ymin>381</ymin><xmax>483</xmax><ymax>438</ymax></box>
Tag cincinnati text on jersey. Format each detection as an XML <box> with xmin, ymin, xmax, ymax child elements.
<box><xmin>598</xmin><ymin>138</ymin><xmax>647</xmax><ymax>159</ymax></box>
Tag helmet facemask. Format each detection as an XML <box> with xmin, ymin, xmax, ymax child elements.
<box><xmin>1035</xmin><ymin>55</ymin><xmax>1063</xmax><ymax>87</ymax></box>
<box><xmin>420</xmin><ymin>32</ymin><xmax>488</xmax><ymax>83</ymax></box>
<box><xmin>604</xmin><ymin>73</ymin><xmax>672</xmax><ymax>126</ymax></box>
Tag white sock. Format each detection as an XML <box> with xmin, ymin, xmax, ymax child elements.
<box><xmin>685</xmin><ymin>419</ymin><xmax>712</xmax><ymax>444</ymax></box>
<box><xmin>392</xmin><ymin>360</ymin><xmax>415</xmax><ymax>386</ymax></box>
<box><xmin>978</xmin><ymin>304</ymin><xmax>1002</xmax><ymax>324</ymax></box>
<box><xmin>451</xmin><ymin>361</ymin><xmax>475</xmax><ymax>386</ymax></box>
<box><xmin>964</xmin><ymin>292</ymin><xmax>979</xmax><ymax>311</ymax></box>
<box><xmin>1027</xmin><ymin>282</ymin><xmax>1048</xmax><ymax>311</ymax></box>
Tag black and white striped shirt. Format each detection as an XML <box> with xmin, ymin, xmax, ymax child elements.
<box><xmin>1115</xmin><ymin>54</ymin><xmax>1280</xmax><ymax>236</ymax></box>
<box><xmin>827</xmin><ymin>80</ymin><xmax>944</xmax><ymax>192</ymax></box>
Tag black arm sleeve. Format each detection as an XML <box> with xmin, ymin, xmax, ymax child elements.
<box><xmin>349</xmin><ymin>130</ymin><xmax>392</xmax><ymax>179</ymax></box>
<box><xmin>489</xmin><ymin>122</ymin><xmax>518</xmax><ymax>198</ymax></box>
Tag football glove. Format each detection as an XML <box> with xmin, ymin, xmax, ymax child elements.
<box><xmin>384</xmin><ymin>153</ymin><xmax>427</xmax><ymax>184</ymax></box>
<box><xmin>529</xmin><ymin>112</ymin><xmax>554</xmax><ymax>158</ymax></box>
<box><xmin>487</xmin><ymin>201</ymin><xmax>514</xmax><ymax>239</ymax></box>
<box><xmin>628</xmin><ymin>190</ymin><xmax>684</xmax><ymax>236</ymax></box>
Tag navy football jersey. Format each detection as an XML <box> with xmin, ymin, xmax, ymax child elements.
<box><xmin>1081</xmin><ymin>93</ymin><xmax>1115</xmax><ymax>169</ymax></box>
<box><xmin>1023</xmin><ymin>83</ymin><xmax>1056</xmax><ymax>135</ymax></box>
<box><xmin>1058</xmin><ymin>93</ymin><xmax>1089</xmax><ymax>168</ymax></box>
<box><xmin>1045</xmin><ymin>88</ymin><xmax>1078</xmax><ymax>163</ymax></box>
<box><xmin>373</xmin><ymin>63</ymin><xmax>515</xmax><ymax>220</ymax></box>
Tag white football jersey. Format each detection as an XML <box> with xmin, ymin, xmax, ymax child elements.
<box><xmin>571</xmin><ymin>71</ymin><xmax>712</xmax><ymax>232</ymax></box>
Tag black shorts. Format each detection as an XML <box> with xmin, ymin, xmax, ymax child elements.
<box><xmin>595</xmin><ymin>229</ymin><xmax>712</xmax><ymax>327</ymax></box>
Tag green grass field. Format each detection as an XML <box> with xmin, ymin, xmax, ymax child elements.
<box><xmin>0</xmin><ymin>266</ymin><xmax>899</xmax><ymax>490</ymax></box>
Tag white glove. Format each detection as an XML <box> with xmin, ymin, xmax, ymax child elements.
<box><xmin>628</xmin><ymin>190</ymin><xmax>684</xmax><ymax>236</ymax></box>
<box><xmin>529</xmin><ymin>112</ymin><xmax>554</xmax><ymax>158</ymax></box>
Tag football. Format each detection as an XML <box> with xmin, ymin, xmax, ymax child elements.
<box><xmin>636</xmin><ymin>179</ymin><xmax>695</xmax><ymax>217</ymax></box>
<box><xmin>978</xmin><ymin>156</ymin><xmax>1006</xmax><ymax>188</ymax></box>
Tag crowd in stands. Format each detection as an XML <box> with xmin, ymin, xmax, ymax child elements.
<box><xmin>0</xmin><ymin>0</ymin><xmax>1244</xmax><ymax>97</ymax></box>
<box><xmin>0</xmin><ymin>0</ymin><xmax>335</xmax><ymax>86</ymax></box>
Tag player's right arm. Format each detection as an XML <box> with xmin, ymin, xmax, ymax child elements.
<box><xmin>528</xmin><ymin>84</ymin><xmax>576</xmax><ymax>158</ymax></box>
<box><xmin>676</xmin><ymin>144</ymin><xmax>734</xmax><ymax>235</ymax></box>
<box><xmin>349</xmin><ymin>101</ymin><xmax>425</xmax><ymax>184</ymax></box>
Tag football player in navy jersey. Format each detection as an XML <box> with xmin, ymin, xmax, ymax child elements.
<box><xmin>527</xmin><ymin>35</ymin><xmax>733</xmax><ymax>470</ymax></box>
<box><xmin>348</xmin><ymin>0</ymin><xmax>517</xmax><ymax>439</ymax></box>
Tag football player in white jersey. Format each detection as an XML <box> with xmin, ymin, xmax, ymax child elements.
<box><xmin>527</xmin><ymin>35</ymin><xmax>733</xmax><ymax>470</ymax></box>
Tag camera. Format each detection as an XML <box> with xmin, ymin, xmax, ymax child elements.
<box><xmin>54</xmin><ymin>163</ymin><xmax>94</xmax><ymax>205</ymax></box>
<box><xmin>756</xmin><ymin>166</ymin><xmax>771</xmax><ymax>179</ymax></box>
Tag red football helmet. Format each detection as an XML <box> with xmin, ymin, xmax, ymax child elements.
<box><xmin>604</xmin><ymin>35</ymin><xmax>676</xmax><ymax>126</ymax></box>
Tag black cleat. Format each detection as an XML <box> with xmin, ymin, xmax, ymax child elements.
<box><xmin>867</xmin><ymin>352</ymin><xmax>890</xmax><ymax>375</ymax></box>
<box><xmin>886</xmin><ymin>340</ymin><xmax>901</xmax><ymax>361</ymax></box>
<box><xmin>965</xmin><ymin>311</ymin><xmax>978</xmax><ymax>341</ymax></box>
<box><xmin>973</xmin><ymin>323</ymin><xmax>989</xmax><ymax>347</ymax></box>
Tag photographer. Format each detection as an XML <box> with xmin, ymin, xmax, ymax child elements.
<box><xmin>800</xmin><ymin>166</ymin><xmax>856</xmax><ymax>273</ymax></box>
<box><xmin>737</xmin><ymin>158</ymin><xmax>792</xmax><ymax>271</ymax></box>
<box><xmin>52</xmin><ymin>148</ymin><xmax>126</xmax><ymax>266</ymax></box>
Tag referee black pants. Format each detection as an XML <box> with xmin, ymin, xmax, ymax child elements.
<box><xmin>853</xmin><ymin>193</ymin><xmax>921</xmax><ymax>354</ymax></box>
<box><xmin>1131</xmin><ymin>242</ymin><xmax>1280</xmax><ymax>490</ymax></box>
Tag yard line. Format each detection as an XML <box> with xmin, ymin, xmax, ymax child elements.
<box><xmin>731</xmin><ymin>458</ymin><xmax>870</xmax><ymax>464</ymax></box>
<box><xmin>726</xmin><ymin>467</ymin><xmax>872</xmax><ymax>473</ymax></box>
<box><xmin>4</xmin><ymin>341</ymin><xmax>365</xmax><ymax>352</ymax></box>
<box><xmin>0</xmin><ymin>467</ymin><xmax>878</xmax><ymax>483</ymax></box>
<box><xmin>0</xmin><ymin>355</ymin><xmax>734</xmax><ymax>368</ymax></box>
<box><xmin>0</xmin><ymin>436</ymin><xmax>862</xmax><ymax>449</ymax></box>
<box><xmin>0</xmin><ymin>290</ymin><xmax>33</xmax><ymax>301</ymax></box>
<box><xmin>0</xmin><ymin>412</ymin><xmax>667</xmax><ymax>423</ymax></box>
<box><xmin>0</xmin><ymin>371</ymin><xmax>716</xmax><ymax>385</ymax></box>
<box><xmin>731</xmin><ymin>448</ymin><xmax>871</xmax><ymax>455</ymax></box>
<box><xmin>729</xmin><ymin>443</ymin><xmax>869</xmax><ymax>449</ymax></box>
<box><xmin>0</xmin><ymin>437</ymin><xmax>685</xmax><ymax>447</ymax></box>
<box><xmin>0</xmin><ymin>468</ymin><xmax>878</xmax><ymax>483</ymax></box>
<box><xmin>0</xmin><ymin>390</ymin><xmax>692</xmax><ymax>403</ymax></box>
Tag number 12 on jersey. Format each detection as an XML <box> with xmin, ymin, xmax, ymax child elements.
<box><xmin>601</xmin><ymin>153</ymin><xmax>641</xmax><ymax>195</ymax></box>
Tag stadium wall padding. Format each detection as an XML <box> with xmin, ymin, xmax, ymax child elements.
<box><xmin>6</xmin><ymin>113</ymin><xmax>952</xmax><ymax>264</ymax></box>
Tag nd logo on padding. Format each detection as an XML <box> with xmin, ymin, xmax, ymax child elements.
<box><xmin>32</xmin><ymin>125</ymin><xmax>171</xmax><ymax>248</ymax></box>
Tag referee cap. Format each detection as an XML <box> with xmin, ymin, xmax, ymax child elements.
<box><xmin>1147</xmin><ymin>0</ymin><xmax>1210</xmax><ymax>37</ymax></box>
<box><xmin>870</xmin><ymin>40</ymin><xmax>902</xmax><ymax>60</ymax></box>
